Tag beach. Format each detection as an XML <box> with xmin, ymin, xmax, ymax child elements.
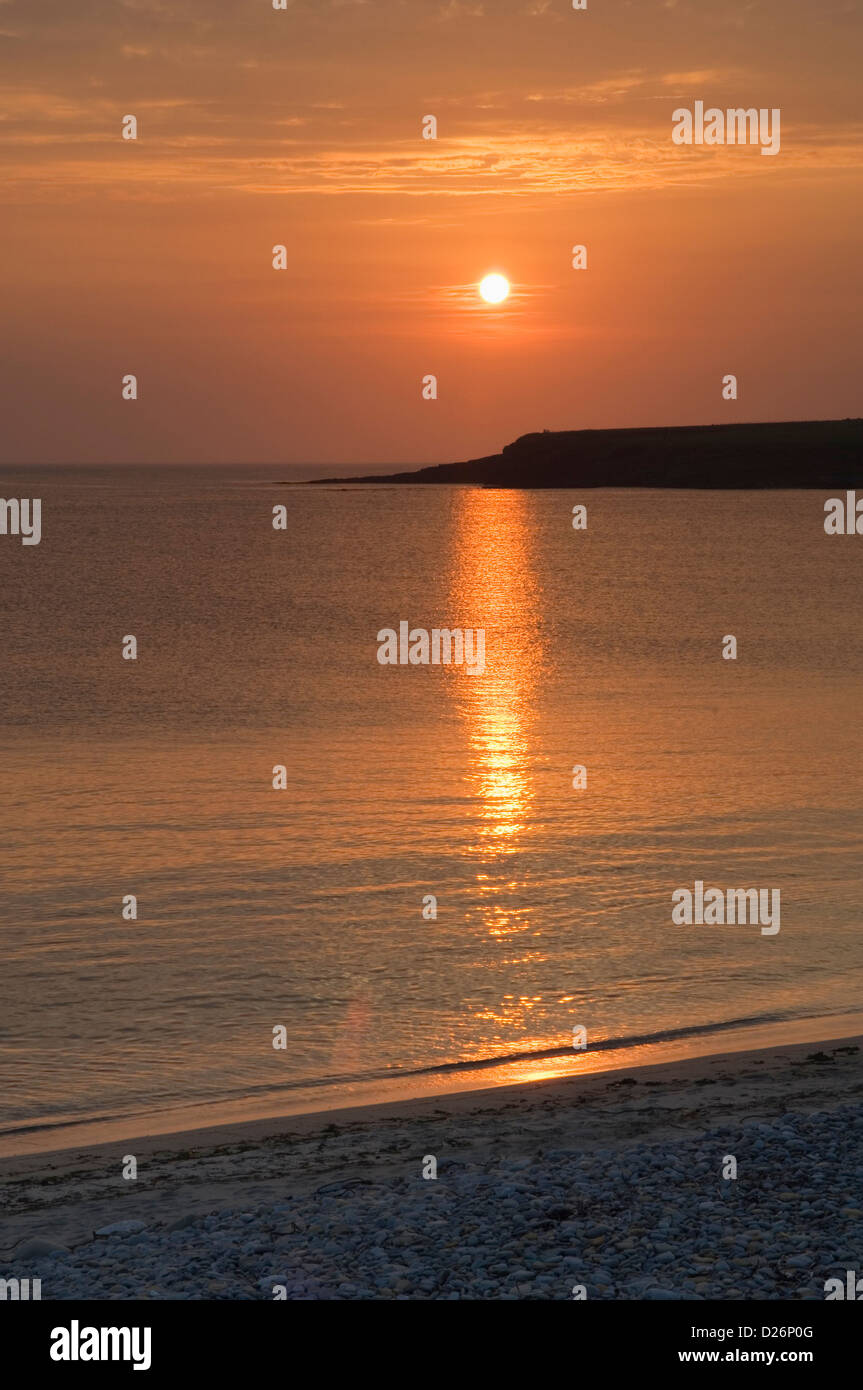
<box><xmin>3</xmin><ymin>475</ymin><xmax>863</xmax><ymax>1306</ymax></box>
<box><xmin>3</xmin><ymin>1034</ymin><xmax>861</xmax><ymax>1300</ymax></box>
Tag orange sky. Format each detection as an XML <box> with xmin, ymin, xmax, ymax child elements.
<box><xmin>2</xmin><ymin>0</ymin><xmax>861</xmax><ymax>464</ymax></box>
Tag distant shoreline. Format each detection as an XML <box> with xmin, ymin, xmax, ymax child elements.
<box><xmin>311</xmin><ymin>418</ymin><xmax>863</xmax><ymax>489</ymax></box>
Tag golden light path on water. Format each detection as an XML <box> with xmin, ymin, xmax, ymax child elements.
<box><xmin>447</xmin><ymin>488</ymin><xmax>544</xmax><ymax>852</ymax></box>
<box><xmin>445</xmin><ymin>485</ymin><xmax>551</xmax><ymax>1063</ymax></box>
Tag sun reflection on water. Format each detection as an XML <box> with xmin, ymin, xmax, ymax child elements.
<box><xmin>447</xmin><ymin>489</ymin><xmax>544</xmax><ymax>852</ymax></box>
<box><xmin>445</xmin><ymin>488</ymin><xmax>548</xmax><ymax>999</ymax></box>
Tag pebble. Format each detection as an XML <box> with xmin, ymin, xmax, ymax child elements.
<box><xmin>5</xmin><ymin>1104</ymin><xmax>860</xmax><ymax>1300</ymax></box>
<box><xmin>15</xmin><ymin>1237</ymin><xmax>70</xmax><ymax>1259</ymax></box>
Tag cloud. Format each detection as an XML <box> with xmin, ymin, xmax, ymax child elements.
<box><xmin>661</xmin><ymin>70</ymin><xmax>730</xmax><ymax>86</ymax></box>
<box><xmin>2</xmin><ymin>1</ymin><xmax>861</xmax><ymax>208</ymax></box>
<box><xmin>525</xmin><ymin>74</ymin><xmax>648</xmax><ymax>104</ymax></box>
<box><xmin>8</xmin><ymin>119</ymin><xmax>862</xmax><ymax>206</ymax></box>
<box><xmin>436</xmin><ymin>0</ymin><xmax>485</xmax><ymax>15</ymax></box>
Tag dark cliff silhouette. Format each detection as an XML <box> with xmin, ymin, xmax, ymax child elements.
<box><xmin>314</xmin><ymin>419</ymin><xmax>863</xmax><ymax>488</ymax></box>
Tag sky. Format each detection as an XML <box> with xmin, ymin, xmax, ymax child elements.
<box><xmin>1</xmin><ymin>0</ymin><xmax>862</xmax><ymax>465</ymax></box>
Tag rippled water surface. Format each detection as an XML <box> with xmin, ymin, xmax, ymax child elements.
<box><xmin>2</xmin><ymin>466</ymin><xmax>862</xmax><ymax>1148</ymax></box>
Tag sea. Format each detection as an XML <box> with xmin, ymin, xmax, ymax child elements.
<box><xmin>1</xmin><ymin>464</ymin><xmax>862</xmax><ymax>1154</ymax></box>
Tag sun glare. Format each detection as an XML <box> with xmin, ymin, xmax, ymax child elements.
<box><xmin>479</xmin><ymin>273</ymin><xmax>510</xmax><ymax>304</ymax></box>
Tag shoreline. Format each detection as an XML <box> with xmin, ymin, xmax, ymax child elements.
<box><xmin>2</xmin><ymin>1030</ymin><xmax>862</xmax><ymax>1259</ymax></box>
<box><xmin>4</xmin><ymin>1009</ymin><xmax>863</xmax><ymax>1164</ymax></box>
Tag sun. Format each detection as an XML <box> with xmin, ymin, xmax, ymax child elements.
<box><xmin>479</xmin><ymin>273</ymin><xmax>510</xmax><ymax>304</ymax></box>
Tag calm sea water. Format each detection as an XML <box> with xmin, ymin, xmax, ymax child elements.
<box><xmin>2</xmin><ymin>466</ymin><xmax>862</xmax><ymax>1150</ymax></box>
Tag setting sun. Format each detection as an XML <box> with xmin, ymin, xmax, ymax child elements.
<box><xmin>479</xmin><ymin>273</ymin><xmax>510</xmax><ymax>304</ymax></box>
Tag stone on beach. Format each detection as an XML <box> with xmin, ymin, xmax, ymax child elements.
<box><xmin>3</xmin><ymin>1101</ymin><xmax>861</xmax><ymax>1301</ymax></box>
